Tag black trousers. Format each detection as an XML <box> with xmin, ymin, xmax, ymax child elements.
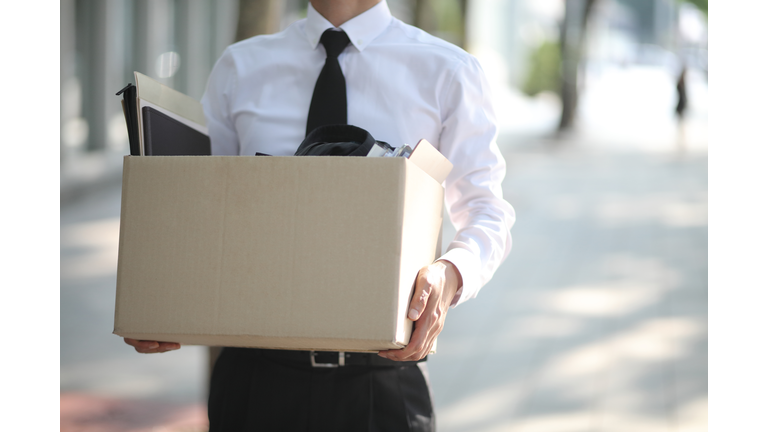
<box><xmin>208</xmin><ymin>347</ymin><xmax>435</xmax><ymax>432</ymax></box>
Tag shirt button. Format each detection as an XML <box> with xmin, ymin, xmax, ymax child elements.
<box><xmin>357</xmin><ymin>39</ymin><xmax>363</xmax><ymax>45</ymax></box>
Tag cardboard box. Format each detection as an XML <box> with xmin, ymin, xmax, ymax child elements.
<box><xmin>113</xmin><ymin>155</ymin><xmax>446</xmax><ymax>352</ymax></box>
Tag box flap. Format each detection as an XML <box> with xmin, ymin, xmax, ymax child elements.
<box><xmin>408</xmin><ymin>139</ymin><xmax>453</xmax><ymax>184</ymax></box>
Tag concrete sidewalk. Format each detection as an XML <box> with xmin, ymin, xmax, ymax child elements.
<box><xmin>429</xmin><ymin>138</ymin><xmax>707</xmax><ymax>432</ymax></box>
<box><xmin>60</xmin><ymin>146</ymin><xmax>126</xmax><ymax>207</ymax></box>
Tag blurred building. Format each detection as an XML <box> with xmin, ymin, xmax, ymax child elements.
<box><xmin>587</xmin><ymin>0</ymin><xmax>706</xmax><ymax>71</ymax></box>
<box><xmin>60</xmin><ymin>0</ymin><xmax>242</xmax><ymax>161</ymax></box>
<box><xmin>59</xmin><ymin>0</ymin><xmax>408</xmax><ymax>186</ymax></box>
<box><xmin>468</xmin><ymin>0</ymin><xmax>706</xmax><ymax>89</ymax></box>
<box><xmin>59</xmin><ymin>0</ymin><xmax>706</xmax><ymax>185</ymax></box>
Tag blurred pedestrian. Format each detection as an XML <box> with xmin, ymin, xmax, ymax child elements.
<box><xmin>676</xmin><ymin>66</ymin><xmax>688</xmax><ymax>119</ymax></box>
<box><xmin>675</xmin><ymin>66</ymin><xmax>688</xmax><ymax>151</ymax></box>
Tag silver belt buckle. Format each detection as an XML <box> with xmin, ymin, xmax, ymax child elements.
<box><xmin>310</xmin><ymin>351</ymin><xmax>345</xmax><ymax>368</ymax></box>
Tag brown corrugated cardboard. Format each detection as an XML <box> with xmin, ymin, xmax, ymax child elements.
<box><xmin>114</xmin><ymin>155</ymin><xmax>447</xmax><ymax>352</ymax></box>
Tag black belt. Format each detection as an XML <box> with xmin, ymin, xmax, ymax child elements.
<box><xmin>232</xmin><ymin>347</ymin><xmax>426</xmax><ymax>368</ymax></box>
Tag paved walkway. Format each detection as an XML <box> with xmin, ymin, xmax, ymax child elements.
<box><xmin>61</xmin><ymin>67</ymin><xmax>707</xmax><ymax>431</ymax></box>
<box><xmin>430</xmin><ymin>141</ymin><xmax>707</xmax><ymax>432</ymax></box>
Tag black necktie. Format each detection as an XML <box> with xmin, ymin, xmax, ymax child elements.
<box><xmin>306</xmin><ymin>29</ymin><xmax>351</xmax><ymax>136</ymax></box>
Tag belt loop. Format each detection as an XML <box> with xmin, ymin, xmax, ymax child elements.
<box><xmin>310</xmin><ymin>350</ymin><xmax>345</xmax><ymax>368</ymax></box>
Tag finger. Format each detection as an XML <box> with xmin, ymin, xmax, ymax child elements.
<box><xmin>141</xmin><ymin>341</ymin><xmax>180</xmax><ymax>353</ymax></box>
<box><xmin>404</xmin><ymin>319</ymin><xmax>431</xmax><ymax>360</ymax></box>
<box><xmin>405</xmin><ymin>329</ymin><xmax>434</xmax><ymax>361</ymax></box>
<box><xmin>378</xmin><ymin>319</ymin><xmax>427</xmax><ymax>360</ymax></box>
<box><xmin>124</xmin><ymin>337</ymin><xmax>141</xmax><ymax>346</ymax></box>
<box><xmin>124</xmin><ymin>338</ymin><xmax>180</xmax><ymax>354</ymax></box>
<box><xmin>379</xmin><ymin>320</ymin><xmax>428</xmax><ymax>361</ymax></box>
<box><xmin>157</xmin><ymin>342</ymin><xmax>181</xmax><ymax>352</ymax></box>
<box><xmin>124</xmin><ymin>338</ymin><xmax>159</xmax><ymax>351</ymax></box>
<box><xmin>404</xmin><ymin>286</ymin><xmax>444</xmax><ymax>360</ymax></box>
<box><xmin>408</xmin><ymin>270</ymin><xmax>433</xmax><ymax>321</ymax></box>
<box><xmin>383</xmin><ymin>299</ymin><xmax>440</xmax><ymax>361</ymax></box>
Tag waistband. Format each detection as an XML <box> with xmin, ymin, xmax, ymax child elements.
<box><xmin>226</xmin><ymin>347</ymin><xmax>427</xmax><ymax>368</ymax></box>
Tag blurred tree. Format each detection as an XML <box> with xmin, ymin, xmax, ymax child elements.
<box><xmin>414</xmin><ymin>0</ymin><xmax>438</xmax><ymax>34</ymax></box>
<box><xmin>679</xmin><ymin>0</ymin><xmax>707</xmax><ymax>15</ymax></box>
<box><xmin>414</xmin><ymin>0</ymin><xmax>468</xmax><ymax>49</ymax></box>
<box><xmin>236</xmin><ymin>0</ymin><xmax>284</xmax><ymax>41</ymax></box>
<box><xmin>457</xmin><ymin>0</ymin><xmax>468</xmax><ymax>50</ymax></box>
<box><xmin>558</xmin><ymin>0</ymin><xmax>597</xmax><ymax>132</ymax></box>
<box><xmin>522</xmin><ymin>40</ymin><xmax>561</xmax><ymax>97</ymax></box>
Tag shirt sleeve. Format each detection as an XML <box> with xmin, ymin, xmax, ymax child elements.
<box><xmin>201</xmin><ymin>47</ymin><xmax>241</xmax><ymax>156</ymax></box>
<box><xmin>436</xmin><ymin>55</ymin><xmax>516</xmax><ymax>307</ymax></box>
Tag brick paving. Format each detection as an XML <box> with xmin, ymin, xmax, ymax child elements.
<box><xmin>60</xmin><ymin>393</ymin><xmax>207</xmax><ymax>432</ymax></box>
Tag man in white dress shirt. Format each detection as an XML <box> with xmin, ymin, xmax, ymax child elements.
<box><xmin>125</xmin><ymin>0</ymin><xmax>515</xmax><ymax>430</ymax></box>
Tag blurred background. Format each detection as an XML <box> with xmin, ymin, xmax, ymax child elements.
<box><xmin>60</xmin><ymin>0</ymin><xmax>707</xmax><ymax>431</ymax></box>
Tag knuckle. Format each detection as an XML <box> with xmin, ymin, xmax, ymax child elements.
<box><xmin>418</xmin><ymin>289</ymin><xmax>430</xmax><ymax>305</ymax></box>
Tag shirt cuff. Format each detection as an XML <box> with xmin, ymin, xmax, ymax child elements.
<box><xmin>436</xmin><ymin>247</ymin><xmax>481</xmax><ymax>308</ymax></box>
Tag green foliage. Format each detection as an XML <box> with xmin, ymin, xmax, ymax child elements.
<box><xmin>679</xmin><ymin>0</ymin><xmax>707</xmax><ymax>16</ymax></box>
<box><xmin>522</xmin><ymin>40</ymin><xmax>561</xmax><ymax>97</ymax></box>
<box><xmin>436</xmin><ymin>0</ymin><xmax>464</xmax><ymax>37</ymax></box>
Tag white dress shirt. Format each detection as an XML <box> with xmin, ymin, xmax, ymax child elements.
<box><xmin>202</xmin><ymin>0</ymin><xmax>515</xmax><ymax>306</ymax></box>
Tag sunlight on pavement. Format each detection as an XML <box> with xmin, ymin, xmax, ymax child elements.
<box><xmin>547</xmin><ymin>191</ymin><xmax>708</xmax><ymax>228</ymax></box>
<box><xmin>61</xmin><ymin>217</ymin><xmax>120</xmax><ymax>280</ymax></box>
<box><xmin>540</xmin><ymin>317</ymin><xmax>705</xmax><ymax>380</ymax></box>
<box><xmin>594</xmin><ymin>193</ymin><xmax>708</xmax><ymax>228</ymax></box>
<box><xmin>539</xmin><ymin>280</ymin><xmax>667</xmax><ymax>317</ymax></box>
<box><xmin>437</xmin><ymin>313</ymin><xmax>706</xmax><ymax>432</ymax></box>
<box><xmin>487</xmin><ymin>411</ymin><xmax>596</xmax><ymax>432</ymax></box>
<box><xmin>676</xmin><ymin>396</ymin><xmax>708</xmax><ymax>432</ymax></box>
<box><xmin>493</xmin><ymin>411</ymin><xmax>676</xmax><ymax>432</ymax></box>
<box><xmin>438</xmin><ymin>383</ymin><xmax>528</xmax><ymax>430</ymax></box>
<box><xmin>503</xmin><ymin>315</ymin><xmax>586</xmax><ymax>339</ymax></box>
<box><xmin>599</xmin><ymin>253</ymin><xmax>683</xmax><ymax>284</ymax></box>
<box><xmin>432</xmin><ymin>142</ymin><xmax>707</xmax><ymax>432</ymax></box>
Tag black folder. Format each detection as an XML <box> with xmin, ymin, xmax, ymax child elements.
<box><xmin>116</xmin><ymin>84</ymin><xmax>140</xmax><ymax>156</ymax></box>
<box><xmin>141</xmin><ymin>106</ymin><xmax>211</xmax><ymax>156</ymax></box>
<box><xmin>117</xmin><ymin>77</ymin><xmax>211</xmax><ymax>156</ymax></box>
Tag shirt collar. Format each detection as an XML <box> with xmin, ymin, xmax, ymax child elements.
<box><xmin>304</xmin><ymin>0</ymin><xmax>392</xmax><ymax>52</ymax></box>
